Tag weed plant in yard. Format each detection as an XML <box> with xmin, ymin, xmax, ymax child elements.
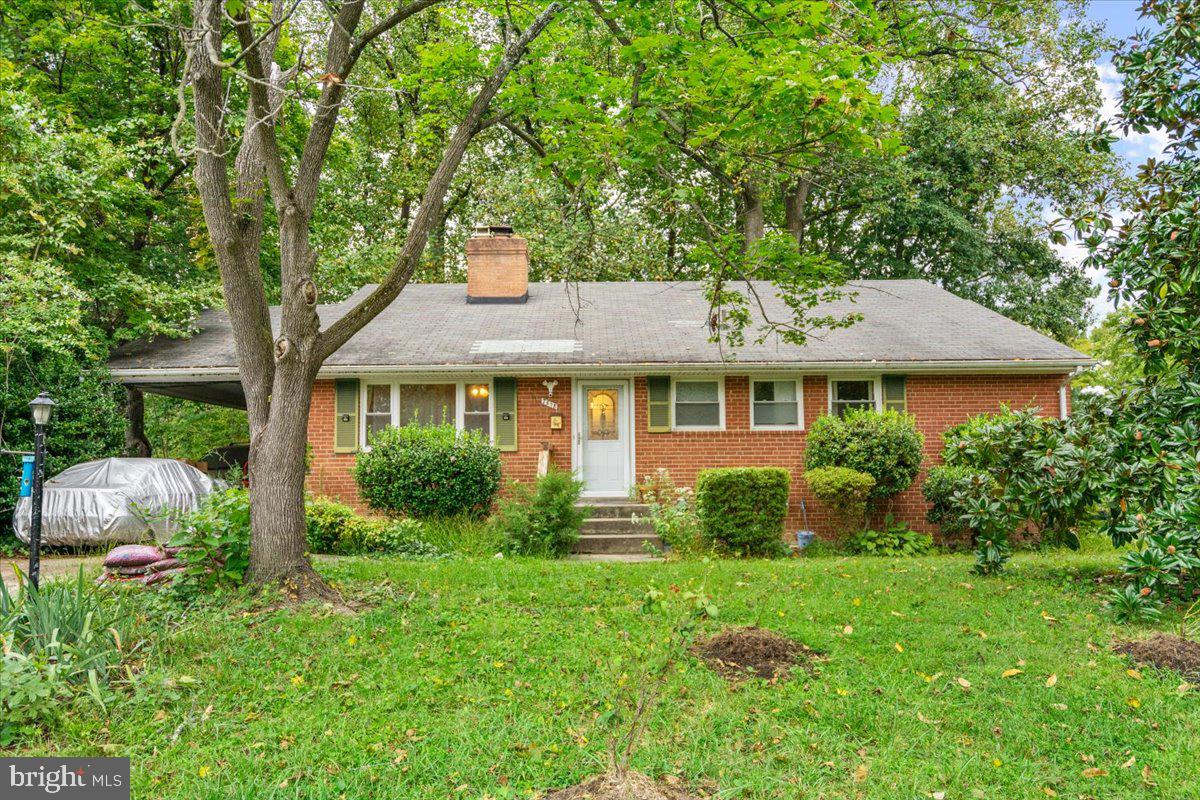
<box><xmin>11</xmin><ymin>552</ymin><xmax>1200</xmax><ymax>798</ymax></box>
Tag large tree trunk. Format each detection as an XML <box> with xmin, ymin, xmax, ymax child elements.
<box><xmin>740</xmin><ymin>182</ymin><xmax>764</xmax><ymax>249</ymax></box>
<box><xmin>244</xmin><ymin>367</ymin><xmax>334</xmax><ymax>597</ymax></box>
<box><xmin>783</xmin><ymin>176</ymin><xmax>811</xmax><ymax>247</ymax></box>
<box><xmin>123</xmin><ymin>386</ymin><xmax>152</xmax><ymax>457</ymax></box>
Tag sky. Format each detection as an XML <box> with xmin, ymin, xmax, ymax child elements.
<box><xmin>1068</xmin><ymin>1</ymin><xmax>1168</xmax><ymax>323</ymax></box>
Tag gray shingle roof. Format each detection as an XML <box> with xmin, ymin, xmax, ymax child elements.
<box><xmin>108</xmin><ymin>280</ymin><xmax>1089</xmax><ymax>376</ymax></box>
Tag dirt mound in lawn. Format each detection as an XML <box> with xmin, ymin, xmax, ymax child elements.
<box><xmin>692</xmin><ymin>625</ymin><xmax>819</xmax><ymax>682</ymax></box>
<box><xmin>1114</xmin><ymin>634</ymin><xmax>1200</xmax><ymax>681</ymax></box>
<box><xmin>543</xmin><ymin>771</ymin><xmax>702</xmax><ymax>799</ymax></box>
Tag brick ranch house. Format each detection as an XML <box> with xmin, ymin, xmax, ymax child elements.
<box><xmin>109</xmin><ymin>226</ymin><xmax>1091</xmax><ymax>541</ymax></box>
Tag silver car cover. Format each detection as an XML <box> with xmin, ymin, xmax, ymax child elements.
<box><xmin>13</xmin><ymin>458</ymin><xmax>218</xmax><ymax>546</ymax></box>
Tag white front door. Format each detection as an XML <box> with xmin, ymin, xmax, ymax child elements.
<box><xmin>578</xmin><ymin>381</ymin><xmax>630</xmax><ymax>496</ymax></box>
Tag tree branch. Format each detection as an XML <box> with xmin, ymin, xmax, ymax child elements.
<box><xmin>317</xmin><ymin>2</ymin><xmax>563</xmax><ymax>358</ymax></box>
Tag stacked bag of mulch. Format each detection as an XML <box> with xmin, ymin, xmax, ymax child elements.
<box><xmin>97</xmin><ymin>544</ymin><xmax>186</xmax><ymax>587</ymax></box>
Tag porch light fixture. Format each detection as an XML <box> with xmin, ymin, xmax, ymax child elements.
<box><xmin>469</xmin><ymin>385</ymin><xmax>490</xmax><ymax>399</ymax></box>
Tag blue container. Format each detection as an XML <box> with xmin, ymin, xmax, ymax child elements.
<box><xmin>795</xmin><ymin>530</ymin><xmax>815</xmax><ymax>551</ymax></box>
<box><xmin>19</xmin><ymin>454</ymin><xmax>35</xmax><ymax>498</ymax></box>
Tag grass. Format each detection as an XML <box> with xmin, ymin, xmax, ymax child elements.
<box><xmin>12</xmin><ymin>551</ymin><xmax>1200</xmax><ymax>799</ymax></box>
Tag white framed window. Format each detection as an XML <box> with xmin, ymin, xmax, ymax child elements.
<box><xmin>364</xmin><ymin>383</ymin><xmax>394</xmax><ymax>444</ymax></box>
<box><xmin>360</xmin><ymin>379</ymin><xmax>493</xmax><ymax>447</ymax></box>
<box><xmin>751</xmin><ymin>378</ymin><xmax>803</xmax><ymax>430</ymax></box>
<box><xmin>829</xmin><ymin>377</ymin><xmax>879</xmax><ymax>417</ymax></box>
<box><xmin>672</xmin><ymin>378</ymin><xmax>724</xmax><ymax>430</ymax></box>
<box><xmin>463</xmin><ymin>383</ymin><xmax>492</xmax><ymax>437</ymax></box>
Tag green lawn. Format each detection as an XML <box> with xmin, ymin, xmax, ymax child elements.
<box><xmin>17</xmin><ymin>552</ymin><xmax>1199</xmax><ymax>799</ymax></box>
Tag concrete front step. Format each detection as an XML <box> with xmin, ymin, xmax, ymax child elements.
<box><xmin>573</xmin><ymin>533</ymin><xmax>662</xmax><ymax>555</ymax></box>
<box><xmin>580</xmin><ymin>501</ymin><xmax>650</xmax><ymax>519</ymax></box>
<box><xmin>581</xmin><ymin>517</ymin><xmax>654</xmax><ymax>535</ymax></box>
<box><xmin>573</xmin><ymin>501</ymin><xmax>661</xmax><ymax>554</ymax></box>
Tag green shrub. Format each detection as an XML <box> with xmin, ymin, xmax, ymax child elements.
<box><xmin>169</xmin><ymin>488</ymin><xmax>251</xmax><ymax>596</ymax></box>
<box><xmin>1</xmin><ymin>570</ymin><xmax>132</xmax><ymax>744</ymax></box>
<box><xmin>803</xmin><ymin>467</ymin><xmax>874</xmax><ymax>535</ymax></box>
<box><xmin>695</xmin><ymin>467</ymin><xmax>790</xmax><ymax>557</ymax></box>
<box><xmin>921</xmin><ymin>465</ymin><xmax>988</xmax><ymax>536</ymax></box>
<box><xmin>640</xmin><ymin>469</ymin><xmax>709</xmax><ymax>558</ymax></box>
<box><xmin>305</xmin><ymin>496</ymin><xmax>359</xmax><ymax>554</ymax></box>
<box><xmin>943</xmin><ymin>406</ymin><xmax>1113</xmax><ymax>571</ymax></box>
<box><xmin>847</xmin><ymin>517</ymin><xmax>934</xmax><ymax>557</ymax></box>
<box><xmin>495</xmin><ymin>467</ymin><xmax>587</xmax><ymax>557</ymax></box>
<box><xmin>331</xmin><ymin>518</ymin><xmax>446</xmax><ymax>559</ymax></box>
<box><xmin>805</xmin><ymin>410</ymin><xmax>924</xmax><ymax>500</ymax></box>
<box><xmin>353</xmin><ymin>423</ymin><xmax>501</xmax><ymax>519</ymax></box>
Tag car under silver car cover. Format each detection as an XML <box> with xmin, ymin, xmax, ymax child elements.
<box><xmin>13</xmin><ymin>458</ymin><xmax>218</xmax><ymax>546</ymax></box>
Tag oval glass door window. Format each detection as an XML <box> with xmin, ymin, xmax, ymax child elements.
<box><xmin>587</xmin><ymin>390</ymin><xmax>618</xmax><ymax>440</ymax></box>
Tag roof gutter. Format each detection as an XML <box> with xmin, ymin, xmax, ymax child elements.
<box><xmin>110</xmin><ymin>358</ymin><xmax>1094</xmax><ymax>383</ymax></box>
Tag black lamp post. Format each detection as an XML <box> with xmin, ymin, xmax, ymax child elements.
<box><xmin>28</xmin><ymin>392</ymin><xmax>55</xmax><ymax>590</ymax></box>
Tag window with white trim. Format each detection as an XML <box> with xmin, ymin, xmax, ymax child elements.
<box><xmin>364</xmin><ymin>384</ymin><xmax>392</xmax><ymax>443</ymax></box>
<box><xmin>751</xmin><ymin>378</ymin><xmax>802</xmax><ymax>428</ymax></box>
<box><xmin>397</xmin><ymin>383</ymin><xmax>456</xmax><ymax>426</ymax></box>
<box><xmin>830</xmin><ymin>379</ymin><xmax>876</xmax><ymax>417</ymax></box>
<box><xmin>464</xmin><ymin>383</ymin><xmax>492</xmax><ymax>437</ymax></box>
<box><xmin>360</xmin><ymin>380</ymin><xmax>492</xmax><ymax>446</ymax></box>
<box><xmin>673</xmin><ymin>378</ymin><xmax>723</xmax><ymax>429</ymax></box>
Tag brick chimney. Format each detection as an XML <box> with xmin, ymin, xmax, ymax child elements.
<box><xmin>466</xmin><ymin>224</ymin><xmax>528</xmax><ymax>304</ymax></box>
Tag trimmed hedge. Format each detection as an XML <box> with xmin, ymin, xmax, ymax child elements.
<box><xmin>695</xmin><ymin>467</ymin><xmax>790</xmax><ymax>557</ymax></box>
<box><xmin>803</xmin><ymin>466</ymin><xmax>874</xmax><ymax>535</ymax></box>
<box><xmin>352</xmin><ymin>423</ymin><xmax>501</xmax><ymax>519</ymax></box>
<box><xmin>804</xmin><ymin>409</ymin><xmax>924</xmax><ymax>500</ymax></box>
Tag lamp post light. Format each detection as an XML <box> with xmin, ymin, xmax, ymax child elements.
<box><xmin>28</xmin><ymin>392</ymin><xmax>55</xmax><ymax>590</ymax></box>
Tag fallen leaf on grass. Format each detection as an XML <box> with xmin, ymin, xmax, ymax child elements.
<box><xmin>1002</xmin><ymin>668</ymin><xmax>1023</xmax><ymax>678</ymax></box>
<box><xmin>1127</xmin><ymin>697</ymin><xmax>1142</xmax><ymax>709</ymax></box>
<box><xmin>843</xmin><ymin>625</ymin><xmax>853</xmax><ymax>635</ymax></box>
<box><xmin>894</xmin><ymin>643</ymin><xmax>904</xmax><ymax>653</ymax></box>
<box><xmin>1142</xmin><ymin>765</ymin><xmax>1157</xmax><ymax>786</ymax></box>
<box><xmin>1082</xmin><ymin>767</ymin><xmax>1108</xmax><ymax>778</ymax></box>
<box><xmin>1122</xmin><ymin>755</ymin><xmax>1136</xmax><ymax>768</ymax></box>
<box><xmin>1041</xmin><ymin>788</ymin><xmax>1057</xmax><ymax>797</ymax></box>
<box><xmin>1045</xmin><ymin>674</ymin><xmax>1058</xmax><ymax>687</ymax></box>
<box><xmin>957</xmin><ymin>677</ymin><xmax>972</xmax><ymax>689</ymax></box>
<box><xmin>853</xmin><ymin>764</ymin><xmax>868</xmax><ymax>782</ymax></box>
<box><xmin>1126</xmin><ymin>668</ymin><xmax>1142</xmax><ymax>680</ymax></box>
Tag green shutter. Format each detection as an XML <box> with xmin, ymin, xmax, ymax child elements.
<box><xmin>882</xmin><ymin>374</ymin><xmax>907</xmax><ymax>412</ymax></box>
<box><xmin>493</xmin><ymin>377</ymin><xmax>518</xmax><ymax>452</ymax></box>
<box><xmin>334</xmin><ymin>379</ymin><xmax>360</xmax><ymax>453</ymax></box>
<box><xmin>647</xmin><ymin>376</ymin><xmax>671</xmax><ymax>432</ymax></box>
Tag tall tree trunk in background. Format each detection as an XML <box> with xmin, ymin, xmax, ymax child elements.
<box><xmin>123</xmin><ymin>386</ymin><xmax>152</xmax><ymax>457</ymax></box>
<box><xmin>740</xmin><ymin>182</ymin><xmax>764</xmax><ymax>249</ymax></box>
<box><xmin>184</xmin><ymin>0</ymin><xmax>561</xmax><ymax>599</ymax></box>
<box><xmin>783</xmin><ymin>176</ymin><xmax>811</xmax><ymax>247</ymax></box>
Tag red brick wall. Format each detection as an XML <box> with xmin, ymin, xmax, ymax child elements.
<box><xmin>307</xmin><ymin>381</ymin><xmax>363</xmax><ymax>509</ymax></box>
<box><xmin>305</xmin><ymin>377</ymin><xmax>575</xmax><ymax>511</ymax></box>
<box><xmin>305</xmin><ymin>372</ymin><xmax>1069</xmax><ymax>538</ymax></box>
<box><xmin>633</xmin><ymin>374</ymin><xmax>1068</xmax><ymax>538</ymax></box>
